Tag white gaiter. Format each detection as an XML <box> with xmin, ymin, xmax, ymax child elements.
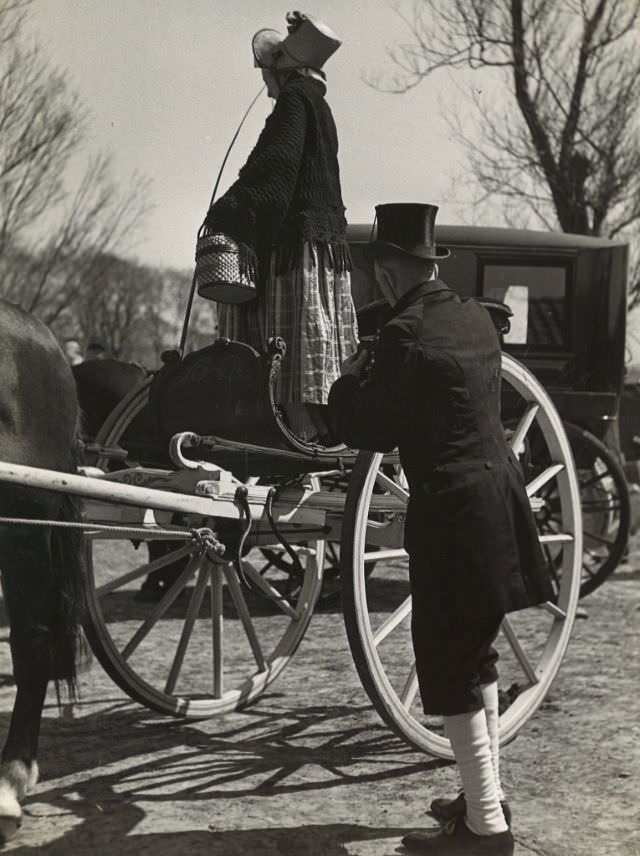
<box><xmin>443</xmin><ymin>708</ymin><xmax>508</xmax><ymax>835</ymax></box>
<box><xmin>481</xmin><ymin>681</ymin><xmax>505</xmax><ymax>801</ymax></box>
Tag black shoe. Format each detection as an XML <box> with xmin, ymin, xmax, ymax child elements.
<box><xmin>430</xmin><ymin>792</ymin><xmax>512</xmax><ymax>826</ymax></box>
<box><xmin>402</xmin><ymin>816</ymin><xmax>514</xmax><ymax>854</ymax></box>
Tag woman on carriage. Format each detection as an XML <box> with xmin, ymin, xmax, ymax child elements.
<box><xmin>199</xmin><ymin>11</ymin><xmax>358</xmax><ymax>443</ymax></box>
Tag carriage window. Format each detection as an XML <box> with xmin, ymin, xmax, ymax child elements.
<box><xmin>482</xmin><ymin>264</ymin><xmax>568</xmax><ymax>348</ymax></box>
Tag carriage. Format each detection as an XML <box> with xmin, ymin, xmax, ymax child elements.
<box><xmin>351</xmin><ymin>224</ymin><xmax>631</xmax><ymax>600</ymax></box>
<box><xmin>3</xmin><ymin>223</ymin><xmax>617</xmax><ymax>771</ymax></box>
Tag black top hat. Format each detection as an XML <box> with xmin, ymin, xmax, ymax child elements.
<box><xmin>367</xmin><ymin>203</ymin><xmax>450</xmax><ymax>260</ymax></box>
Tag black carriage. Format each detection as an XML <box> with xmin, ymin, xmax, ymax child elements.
<box><xmin>350</xmin><ymin>224</ymin><xmax>631</xmax><ymax>598</ymax></box>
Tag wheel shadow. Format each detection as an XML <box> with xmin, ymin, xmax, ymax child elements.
<box><xmin>16</xmin><ymin>822</ymin><xmax>420</xmax><ymax>855</ymax></box>
<box><xmin>6</xmin><ymin>699</ymin><xmax>445</xmax><ymax>853</ymax></box>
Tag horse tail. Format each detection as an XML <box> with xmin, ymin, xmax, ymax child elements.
<box><xmin>48</xmin><ymin>458</ymin><xmax>89</xmax><ymax>701</ymax></box>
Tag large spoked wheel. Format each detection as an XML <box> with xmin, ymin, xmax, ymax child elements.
<box><xmin>564</xmin><ymin>422</ymin><xmax>630</xmax><ymax>598</ymax></box>
<box><xmin>341</xmin><ymin>354</ymin><xmax>582</xmax><ymax>759</ymax></box>
<box><xmin>83</xmin><ymin>378</ymin><xmax>325</xmax><ymax>718</ymax></box>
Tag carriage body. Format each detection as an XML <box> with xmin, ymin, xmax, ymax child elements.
<box><xmin>348</xmin><ymin>223</ymin><xmax>629</xmax><ymax>444</ymax></box>
<box><xmin>349</xmin><ymin>224</ymin><xmax>631</xmax><ymax>599</ymax></box>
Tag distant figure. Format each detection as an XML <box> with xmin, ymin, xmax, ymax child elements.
<box><xmin>85</xmin><ymin>341</ymin><xmax>108</xmax><ymax>361</ymax></box>
<box><xmin>63</xmin><ymin>337</ymin><xmax>84</xmax><ymax>366</ymax></box>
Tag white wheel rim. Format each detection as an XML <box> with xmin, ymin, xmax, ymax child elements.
<box><xmin>344</xmin><ymin>353</ymin><xmax>582</xmax><ymax>758</ymax></box>
<box><xmin>85</xmin><ymin>382</ymin><xmax>325</xmax><ymax>717</ymax></box>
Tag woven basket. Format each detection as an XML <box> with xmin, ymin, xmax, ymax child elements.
<box><xmin>195</xmin><ymin>233</ymin><xmax>257</xmax><ymax>304</ymax></box>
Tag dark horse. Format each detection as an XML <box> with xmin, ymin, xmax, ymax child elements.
<box><xmin>72</xmin><ymin>357</ymin><xmax>146</xmax><ymax>440</ymax></box>
<box><xmin>0</xmin><ymin>300</ymin><xmax>86</xmax><ymax>843</ymax></box>
<box><xmin>71</xmin><ymin>356</ymin><xmax>185</xmax><ymax>602</ymax></box>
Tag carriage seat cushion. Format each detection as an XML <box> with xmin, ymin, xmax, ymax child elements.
<box><xmin>149</xmin><ymin>339</ymin><xmax>293</xmax><ymax>451</ymax></box>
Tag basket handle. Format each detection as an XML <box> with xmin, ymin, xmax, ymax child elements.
<box><xmin>179</xmin><ymin>86</ymin><xmax>265</xmax><ymax>356</ymax></box>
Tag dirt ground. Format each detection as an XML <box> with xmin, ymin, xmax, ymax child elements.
<box><xmin>0</xmin><ymin>537</ymin><xmax>638</xmax><ymax>856</ymax></box>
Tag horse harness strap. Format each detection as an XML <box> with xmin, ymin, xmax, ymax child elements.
<box><xmin>0</xmin><ymin>515</ymin><xmax>223</xmax><ymax>553</ymax></box>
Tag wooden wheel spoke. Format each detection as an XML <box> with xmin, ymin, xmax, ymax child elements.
<box><xmin>97</xmin><ymin>543</ymin><xmax>194</xmax><ymax>596</ymax></box>
<box><xmin>241</xmin><ymin>561</ymin><xmax>299</xmax><ymax>619</ymax></box>
<box><xmin>400</xmin><ymin>663</ymin><xmax>419</xmax><ymax>709</ymax></box>
<box><xmin>583</xmin><ymin>529</ymin><xmax>615</xmax><ymax>546</ymax></box>
<box><xmin>526</xmin><ymin>463</ymin><xmax>564</xmax><ymax>497</ymax></box>
<box><xmin>579</xmin><ymin>469</ymin><xmax>612</xmax><ymax>489</ymax></box>
<box><xmin>223</xmin><ymin>564</ymin><xmax>267</xmax><ymax>672</ymax></box>
<box><xmin>363</xmin><ymin>548</ymin><xmax>407</xmax><ymax>562</ymax></box>
<box><xmin>540</xmin><ymin>601</ymin><xmax>567</xmax><ymax>619</ymax></box>
<box><xmin>510</xmin><ymin>402</ymin><xmax>540</xmax><ymax>457</ymax></box>
<box><xmin>580</xmin><ymin>562</ymin><xmax>598</xmax><ymax>578</ymax></box>
<box><xmin>539</xmin><ymin>532</ymin><xmax>573</xmax><ymax>544</ymax></box>
<box><xmin>374</xmin><ymin>471</ymin><xmax>409</xmax><ymax>504</ymax></box>
<box><xmin>121</xmin><ymin>555</ymin><xmax>200</xmax><ymax>661</ymax></box>
<box><xmin>500</xmin><ymin>616</ymin><xmax>538</xmax><ymax>684</ymax></box>
<box><xmin>164</xmin><ymin>562</ymin><xmax>210</xmax><ymax>694</ymax></box>
<box><xmin>372</xmin><ymin>596</ymin><xmax>412</xmax><ymax>647</ymax></box>
<box><xmin>210</xmin><ymin>565</ymin><xmax>224</xmax><ymax>698</ymax></box>
<box><xmin>580</xmin><ymin>499</ymin><xmax>620</xmax><ymax>512</ymax></box>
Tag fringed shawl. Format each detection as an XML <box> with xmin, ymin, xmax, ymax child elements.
<box><xmin>203</xmin><ymin>75</ymin><xmax>351</xmax><ymax>286</ymax></box>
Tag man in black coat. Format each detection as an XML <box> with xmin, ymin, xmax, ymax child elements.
<box><xmin>328</xmin><ymin>204</ymin><xmax>553</xmax><ymax>856</ymax></box>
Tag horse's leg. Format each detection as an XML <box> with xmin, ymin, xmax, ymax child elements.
<box><xmin>0</xmin><ymin>528</ymin><xmax>54</xmax><ymax>842</ymax></box>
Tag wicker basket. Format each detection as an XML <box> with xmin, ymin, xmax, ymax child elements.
<box><xmin>195</xmin><ymin>233</ymin><xmax>257</xmax><ymax>304</ymax></box>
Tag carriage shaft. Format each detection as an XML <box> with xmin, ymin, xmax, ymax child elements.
<box><xmin>0</xmin><ymin>461</ymin><xmax>406</xmax><ymax>536</ymax></box>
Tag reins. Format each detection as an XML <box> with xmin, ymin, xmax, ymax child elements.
<box><xmin>0</xmin><ymin>516</ymin><xmax>224</xmax><ymax>554</ymax></box>
<box><xmin>178</xmin><ymin>86</ymin><xmax>265</xmax><ymax>357</ymax></box>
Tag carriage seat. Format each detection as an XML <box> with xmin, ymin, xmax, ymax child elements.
<box><xmin>149</xmin><ymin>338</ymin><xmax>353</xmax><ymax>477</ymax></box>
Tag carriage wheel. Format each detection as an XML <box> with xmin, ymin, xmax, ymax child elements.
<box><xmin>340</xmin><ymin>354</ymin><xmax>582</xmax><ymax>759</ymax></box>
<box><xmin>83</xmin><ymin>378</ymin><xmax>325</xmax><ymax>718</ymax></box>
<box><xmin>564</xmin><ymin>423</ymin><xmax>630</xmax><ymax>598</ymax></box>
<box><xmin>259</xmin><ymin>541</ymin><xmax>379</xmax><ymax>610</ymax></box>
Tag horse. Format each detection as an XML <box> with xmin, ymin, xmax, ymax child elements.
<box><xmin>70</xmin><ymin>355</ymin><xmax>190</xmax><ymax>602</ymax></box>
<box><xmin>72</xmin><ymin>357</ymin><xmax>147</xmax><ymax>441</ymax></box>
<box><xmin>0</xmin><ymin>299</ymin><xmax>86</xmax><ymax>843</ymax></box>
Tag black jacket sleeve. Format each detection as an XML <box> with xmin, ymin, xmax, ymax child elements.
<box><xmin>328</xmin><ymin>324</ymin><xmax>421</xmax><ymax>452</ymax></box>
<box><xmin>204</xmin><ymin>87</ymin><xmax>307</xmax><ymax>249</ymax></box>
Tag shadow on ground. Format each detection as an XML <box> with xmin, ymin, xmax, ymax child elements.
<box><xmin>6</xmin><ymin>699</ymin><xmax>443</xmax><ymax>854</ymax></box>
<box><xmin>16</xmin><ymin>822</ymin><xmax>424</xmax><ymax>856</ymax></box>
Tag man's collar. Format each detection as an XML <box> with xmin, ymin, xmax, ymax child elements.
<box><xmin>386</xmin><ymin>278</ymin><xmax>452</xmax><ymax>319</ymax></box>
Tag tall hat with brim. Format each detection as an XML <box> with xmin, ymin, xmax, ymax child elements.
<box><xmin>366</xmin><ymin>203</ymin><xmax>450</xmax><ymax>261</ymax></box>
<box><xmin>252</xmin><ymin>12</ymin><xmax>341</xmax><ymax>70</ymax></box>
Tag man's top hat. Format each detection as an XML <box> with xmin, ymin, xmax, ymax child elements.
<box><xmin>367</xmin><ymin>203</ymin><xmax>450</xmax><ymax>261</ymax></box>
<box><xmin>252</xmin><ymin>12</ymin><xmax>341</xmax><ymax>71</ymax></box>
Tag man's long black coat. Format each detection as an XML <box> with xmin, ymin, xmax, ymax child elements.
<box><xmin>328</xmin><ymin>279</ymin><xmax>554</xmax><ymax>619</ymax></box>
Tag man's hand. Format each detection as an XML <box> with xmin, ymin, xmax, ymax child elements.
<box><xmin>340</xmin><ymin>348</ymin><xmax>370</xmax><ymax>378</ymax></box>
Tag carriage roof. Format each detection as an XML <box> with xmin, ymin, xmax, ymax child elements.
<box><xmin>346</xmin><ymin>223</ymin><xmax>628</xmax><ymax>252</ymax></box>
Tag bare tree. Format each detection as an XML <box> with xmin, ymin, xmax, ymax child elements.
<box><xmin>374</xmin><ymin>0</ymin><xmax>640</xmax><ymax>302</ymax></box>
<box><xmin>0</xmin><ymin>0</ymin><xmax>150</xmax><ymax>325</ymax></box>
<box><xmin>73</xmin><ymin>261</ymin><xmax>217</xmax><ymax>368</ymax></box>
<box><xmin>74</xmin><ymin>255</ymin><xmax>161</xmax><ymax>362</ymax></box>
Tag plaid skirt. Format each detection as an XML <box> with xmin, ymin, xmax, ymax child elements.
<box><xmin>217</xmin><ymin>242</ymin><xmax>359</xmax><ymax>404</ymax></box>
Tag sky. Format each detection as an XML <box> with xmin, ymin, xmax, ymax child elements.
<box><xmin>23</xmin><ymin>0</ymin><xmax>504</xmax><ymax>271</ymax></box>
